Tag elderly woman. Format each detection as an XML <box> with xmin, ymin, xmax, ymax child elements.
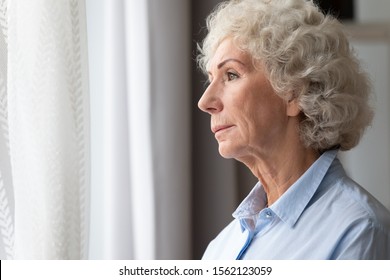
<box><xmin>197</xmin><ymin>0</ymin><xmax>390</xmax><ymax>259</ymax></box>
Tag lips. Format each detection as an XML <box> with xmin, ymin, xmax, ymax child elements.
<box><xmin>212</xmin><ymin>125</ymin><xmax>234</xmax><ymax>134</ymax></box>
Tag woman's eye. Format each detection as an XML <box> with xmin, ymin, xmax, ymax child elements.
<box><xmin>227</xmin><ymin>72</ymin><xmax>239</xmax><ymax>81</ymax></box>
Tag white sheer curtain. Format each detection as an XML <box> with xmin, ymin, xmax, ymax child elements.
<box><xmin>0</xmin><ymin>0</ymin><xmax>90</xmax><ymax>259</ymax></box>
<box><xmin>0</xmin><ymin>0</ymin><xmax>191</xmax><ymax>259</ymax></box>
<box><xmin>87</xmin><ymin>0</ymin><xmax>191</xmax><ymax>259</ymax></box>
<box><xmin>0</xmin><ymin>0</ymin><xmax>12</xmax><ymax>259</ymax></box>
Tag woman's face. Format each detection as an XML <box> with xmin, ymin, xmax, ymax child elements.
<box><xmin>198</xmin><ymin>38</ymin><xmax>298</xmax><ymax>162</ymax></box>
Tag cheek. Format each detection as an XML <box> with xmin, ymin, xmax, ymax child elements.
<box><xmin>233</xmin><ymin>104</ymin><xmax>261</xmax><ymax>140</ymax></box>
<box><xmin>228</xmin><ymin>82</ymin><xmax>286</xmax><ymax>136</ymax></box>
<box><xmin>242</xmin><ymin>98</ymin><xmax>286</xmax><ymax>137</ymax></box>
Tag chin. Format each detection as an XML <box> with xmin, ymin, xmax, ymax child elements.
<box><xmin>218</xmin><ymin>144</ymin><xmax>238</xmax><ymax>159</ymax></box>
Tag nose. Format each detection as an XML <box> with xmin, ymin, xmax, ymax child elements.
<box><xmin>197</xmin><ymin>82</ymin><xmax>222</xmax><ymax>115</ymax></box>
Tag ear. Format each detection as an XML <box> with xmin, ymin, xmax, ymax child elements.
<box><xmin>286</xmin><ymin>98</ymin><xmax>301</xmax><ymax>117</ymax></box>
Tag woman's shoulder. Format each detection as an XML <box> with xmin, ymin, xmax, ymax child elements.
<box><xmin>320</xmin><ymin>167</ymin><xmax>390</xmax><ymax>233</ymax></box>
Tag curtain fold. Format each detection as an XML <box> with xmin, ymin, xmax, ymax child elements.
<box><xmin>0</xmin><ymin>0</ymin><xmax>14</xmax><ymax>260</ymax></box>
<box><xmin>126</xmin><ymin>0</ymin><xmax>155</xmax><ymax>259</ymax></box>
<box><xmin>87</xmin><ymin>0</ymin><xmax>191</xmax><ymax>259</ymax></box>
<box><xmin>0</xmin><ymin>0</ymin><xmax>90</xmax><ymax>259</ymax></box>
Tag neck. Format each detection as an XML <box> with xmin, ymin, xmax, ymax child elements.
<box><xmin>239</xmin><ymin>134</ymin><xmax>319</xmax><ymax>206</ymax></box>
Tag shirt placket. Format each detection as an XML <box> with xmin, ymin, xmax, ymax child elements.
<box><xmin>236</xmin><ymin>208</ymin><xmax>275</xmax><ymax>260</ymax></box>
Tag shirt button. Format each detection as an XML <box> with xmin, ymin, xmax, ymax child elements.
<box><xmin>265</xmin><ymin>210</ymin><xmax>272</xmax><ymax>218</ymax></box>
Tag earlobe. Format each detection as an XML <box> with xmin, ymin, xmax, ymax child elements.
<box><xmin>286</xmin><ymin>98</ymin><xmax>301</xmax><ymax>117</ymax></box>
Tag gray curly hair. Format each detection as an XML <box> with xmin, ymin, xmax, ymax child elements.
<box><xmin>197</xmin><ymin>0</ymin><xmax>373</xmax><ymax>152</ymax></box>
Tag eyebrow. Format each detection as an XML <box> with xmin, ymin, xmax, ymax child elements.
<box><xmin>217</xmin><ymin>58</ymin><xmax>246</xmax><ymax>69</ymax></box>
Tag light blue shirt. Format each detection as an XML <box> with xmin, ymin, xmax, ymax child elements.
<box><xmin>202</xmin><ymin>150</ymin><xmax>390</xmax><ymax>259</ymax></box>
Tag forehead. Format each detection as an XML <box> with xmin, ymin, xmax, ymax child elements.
<box><xmin>207</xmin><ymin>38</ymin><xmax>253</xmax><ymax>71</ymax></box>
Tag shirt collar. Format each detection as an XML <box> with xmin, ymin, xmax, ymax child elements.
<box><xmin>233</xmin><ymin>149</ymin><xmax>339</xmax><ymax>228</ymax></box>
